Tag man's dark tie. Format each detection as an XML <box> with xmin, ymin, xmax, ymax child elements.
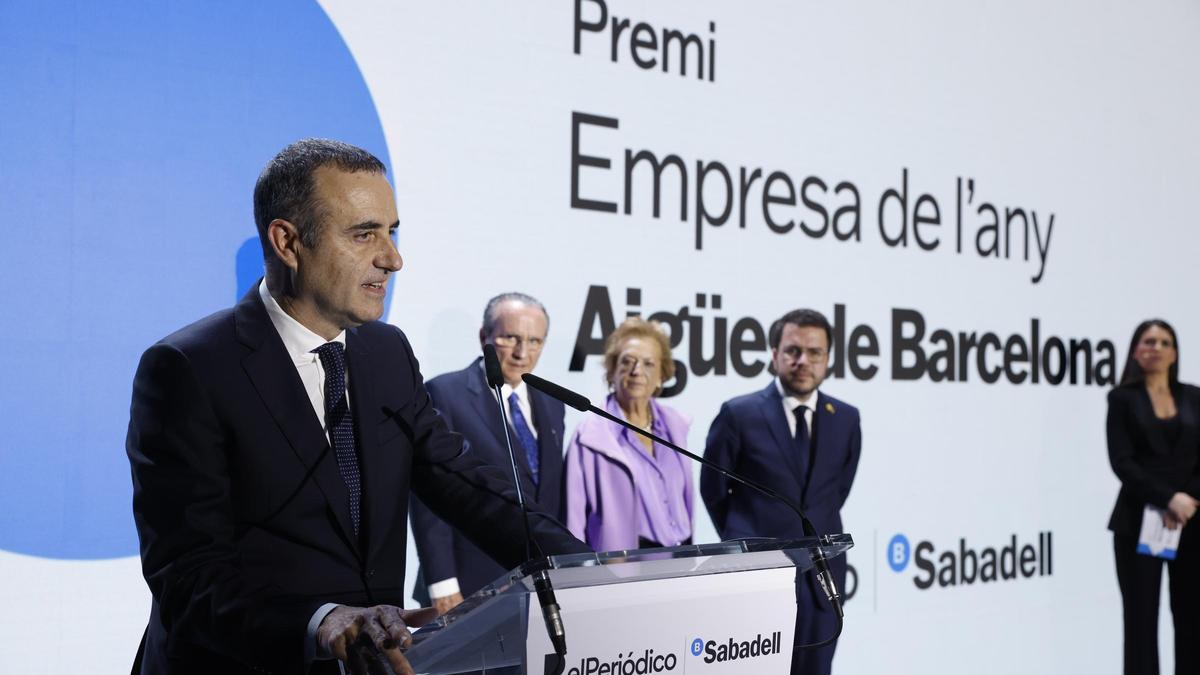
<box><xmin>313</xmin><ymin>342</ymin><xmax>362</xmax><ymax>535</ymax></box>
<box><xmin>509</xmin><ymin>392</ymin><xmax>540</xmax><ymax>485</ymax></box>
<box><xmin>793</xmin><ymin>404</ymin><xmax>811</xmax><ymax>478</ymax></box>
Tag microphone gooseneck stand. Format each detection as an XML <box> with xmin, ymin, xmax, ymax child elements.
<box><xmin>483</xmin><ymin>345</ymin><xmax>538</xmax><ymax>562</ymax></box>
<box><xmin>481</xmin><ymin>347</ymin><xmax>567</xmax><ymax>674</ymax></box>
<box><xmin>521</xmin><ymin>372</ymin><xmax>844</xmax><ymax>651</ymax></box>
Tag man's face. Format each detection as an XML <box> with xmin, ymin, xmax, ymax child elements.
<box><xmin>289</xmin><ymin>167</ymin><xmax>402</xmax><ymax>339</ymax></box>
<box><xmin>771</xmin><ymin>323</ymin><xmax>830</xmax><ymax>398</ymax></box>
<box><xmin>481</xmin><ymin>301</ymin><xmax>548</xmax><ymax>386</ymax></box>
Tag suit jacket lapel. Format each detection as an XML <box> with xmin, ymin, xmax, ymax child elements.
<box><xmin>234</xmin><ymin>286</ymin><xmax>358</xmax><ymax>552</ymax></box>
<box><xmin>759</xmin><ymin>384</ymin><xmax>803</xmax><ymax>482</ymax></box>
<box><xmin>468</xmin><ymin>363</ymin><xmax>545</xmax><ymax>480</ymax></box>
<box><xmin>347</xmin><ymin>329</ymin><xmax>398</xmax><ymax>563</ymax></box>
<box><xmin>1135</xmin><ymin>386</ymin><xmax>1197</xmax><ymax>456</ymax></box>
<box><xmin>1175</xmin><ymin>389</ymin><xmax>1198</xmax><ymax>455</ymax></box>
<box><xmin>465</xmin><ymin>362</ymin><xmax>513</xmax><ymax>452</ymax></box>
<box><xmin>1132</xmin><ymin>387</ymin><xmax>1173</xmax><ymax>455</ymax></box>
<box><xmin>807</xmin><ymin>392</ymin><xmax>837</xmax><ymax>493</ymax></box>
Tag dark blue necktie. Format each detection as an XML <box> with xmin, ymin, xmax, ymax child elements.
<box><xmin>509</xmin><ymin>391</ymin><xmax>540</xmax><ymax>485</ymax></box>
<box><xmin>793</xmin><ymin>404</ymin><xmax>811</xmax><ymax>478</ymax></box>
<box><xmin>313</xmin><ymin>342</ymin><xmax>362</xmax><ymax>535</ymax></box>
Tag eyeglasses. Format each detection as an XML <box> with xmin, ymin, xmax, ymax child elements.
<box><xmin>492</xmin><ymin>334</ymin><xmax>545</xmax><ymax>351</ymax></box>
<box><xmin>779</xmin><ymin>346</ymin><xmax>828</xmax><ymax>363</ymax></box>
<box><xmin>617</xmin><ymin>355</ymin><xmax>659</xmax><ymax>372</ymax></box>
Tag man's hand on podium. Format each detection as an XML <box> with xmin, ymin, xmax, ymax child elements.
<box><xmin>317</xmin><ymin>604</ymin><xmax>439</xmax><ymax>675</ymax></box>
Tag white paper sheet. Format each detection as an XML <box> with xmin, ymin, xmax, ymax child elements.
<box><xmin>1137</xmin><ymin>505</ymin><xmax>1182</xmax><ymax>559</ymax></box>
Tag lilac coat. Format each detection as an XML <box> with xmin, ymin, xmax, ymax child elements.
<box><xmin>564</xmin><ymin>395</ymin><xmax>694</xmax><ymax>552</ymax></box>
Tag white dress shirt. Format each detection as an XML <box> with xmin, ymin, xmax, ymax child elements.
<box><xmin>499</xmin><ymin>379</ymin><xmax>538</xmax><ymax>439</ymax></box>
<box><xmin>258</xmin><ymin>279</ymin><xmax>347</xmax><ymax>439</ymax></box>
<box><xmin>776</xmin><ymin>377</ymin><xmax>817</xmax><ymax>439</ymax></box>
<box><xmin>258</xmin><ymin>281</ymin><xmax>347</xmax><ymax>665</ymax></box>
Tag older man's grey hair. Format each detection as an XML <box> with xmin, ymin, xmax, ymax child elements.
<box><xmin>481</xmin><ymin>292</ymin><xmax>549</xmax><ymax>337</ymax></box>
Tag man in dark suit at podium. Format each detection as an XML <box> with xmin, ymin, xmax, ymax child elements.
<box><xmin>411</xmin><ymin>292</ymin><xmax>566</xmax><ymax>614</ymax></box>
<box><xmin>126</xmin><ymin>139</ymin><xmax>586</xmax><ymax>674</ymax></box>
<box><xmin>701</xmin><ymin>308</ymin><xmax>862</xmax><ymax>675</ymax></box>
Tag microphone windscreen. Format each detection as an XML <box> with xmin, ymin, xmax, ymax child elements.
<box><xmin>522</xmin><ymin>373</ymin><xmax>591</xmax><ymax>412</ymax></box>
<box><xmin>483</xmin><ymin>344</ymin><xmax>505</xmax><ymax>388</ymax></box>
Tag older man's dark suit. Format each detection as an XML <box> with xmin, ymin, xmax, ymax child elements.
<box><xmin>126</xmin><ymin>287</ymin><xmax>586</xmax><ymax>674</ymax></box>
<box><xmin>410</xmin><ymin>360</ymin><xmax>566</xmax><ymax>603</ymax></box>
<box><xmin>701</xmin><ymin>383</ymin><xmax>861</xmax><ymax>675</ymax></box>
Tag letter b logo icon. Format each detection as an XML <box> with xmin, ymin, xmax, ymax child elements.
<box><xmin>691</xmin><ymin>638</ymin><xmax>704</xmax><ymax>656</ymax></box>
<box><xmin>888</xmin><ymin>534</ymin><xmax>911</xmax><ymax>572</ymax></box>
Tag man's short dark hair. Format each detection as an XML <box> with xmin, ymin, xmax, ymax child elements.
<box><xmin>769</xmin><ymin>308</ymin><xmax>833</xmax><ymax>349</ymax></box>
<box><xmin>253</xmin><ymin>138</ymin><xmax>386</xmax><ymax>268</ymax></box>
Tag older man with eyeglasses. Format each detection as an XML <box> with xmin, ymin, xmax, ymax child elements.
<box><xmin>701</xmin><ymin>308</ymin><xmax>863</xmax><ymax>675</ymax></box>
<box><xmin>409</xmin><ymin>292</ymin><xmax>569</xmax><ymax>614</ymax></box>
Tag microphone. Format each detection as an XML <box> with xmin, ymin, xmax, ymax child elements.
<box><xmin>483</xmin><ymin>343</ymin><xmax>505</xmax><ymax>388</ymax></box>
<box><xmin>482</xmin><ymin>345</ymin><xmax>536</xmax><ymax>561</ymax></box>
<box><xmin>482</xmin><ymin>346</ymin><xmax>566</xmax><ymax>661</ymax></box>
<box><xmin>521</xmin><ymin>373</ymin><xmax>844</xmax><ymax>645</ymax></box>
<box><xmin>521</xmin><ymin>374</ymin><xmax>589</xmax><ymax>412</ymax></box>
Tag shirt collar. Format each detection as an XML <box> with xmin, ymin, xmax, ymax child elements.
<box><xmin>606</xmin><ymin>394</ymin><xmax>666</xmax><ymax>432</ymax></box>
<box><xmin>475</xmin><ymin>360</ymin><xmax>531</xmax><ymax>402</ymax></box>
<box><xmin>502</xmin><ymin>379</ymin><xmax>530</xmax><ymax>403</ymax></box>
<box><xmin>259</xmin><ymin>279</ymin><xmax>346</xmax><ymax>364</ymax></box>
<box><xmin>775</xmin><ymin>377</ymin><xmax>818</xmax><ymax>413</ymax></box>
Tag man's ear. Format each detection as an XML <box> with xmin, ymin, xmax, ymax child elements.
<box><xmin>479</xmin><ymin>328</ymin><xmax>489</xmax><ymax>349</ymax></box>
<box><xmin>266</xmin><ymin>219</ymin><xmax>302</xmax><ymax>272</ymax></box>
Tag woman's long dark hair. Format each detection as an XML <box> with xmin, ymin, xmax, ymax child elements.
<box><xmin>1116</xmin><ymin>319</ymin><xmax>1180</xmax><ymax>388</ymax></box>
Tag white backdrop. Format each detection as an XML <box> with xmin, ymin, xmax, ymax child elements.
<box><xmin>3</xmin><ymin>1</ymin><xmax>1199</xmax><ymax>672</ymax></box>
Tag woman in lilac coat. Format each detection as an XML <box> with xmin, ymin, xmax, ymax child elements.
<box><xmin>565</xmin><ymin>318</ymin><xmax>693</xmax><ymax>552</ymax></box>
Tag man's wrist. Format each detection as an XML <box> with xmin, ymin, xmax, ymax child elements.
<box><xmin>306</xmin><ymin>602</ymin><xmax>342</xmax><ymax>664</ymax></box>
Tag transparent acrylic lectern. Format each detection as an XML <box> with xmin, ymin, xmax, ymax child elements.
<box><xmin>405</xmin><ymin>534</ymin><xmax>853</xmax><ymax>675</ymax></box>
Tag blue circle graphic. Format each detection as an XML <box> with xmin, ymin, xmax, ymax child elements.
<box><xmin>0</xmin><ymin>1</ymin><xmax>391</xmax><ymax>559</ymax></box>
<box><xmin>690</xmin><ymin>638</ymin><xmax>704</xmax><ymax>656</ymax></box>
<box><xmin>887</xmin><ymin>534</ymin><xmax>911</xmax><ymax>572</ymax></box>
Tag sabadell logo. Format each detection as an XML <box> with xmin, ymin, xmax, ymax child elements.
<box><xmin>691</xmin><ymin>632</ymin><xmax>783</xmax><ymax>665</ymax></box>
<box><xmin>888</xmin><ymin>531</ymin><xmax>1054</xmax><ymax>589</ymax></box>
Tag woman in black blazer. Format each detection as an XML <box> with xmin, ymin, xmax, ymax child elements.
<box><xmin>1107</xmin><ymin>319</ymin><xmax>1200</xmax><ymax>675</ymax></box>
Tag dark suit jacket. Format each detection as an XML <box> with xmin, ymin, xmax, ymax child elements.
<box><xmin>126</xmin><ymin>287</ymin><xmax>587</xmax><ymax>674</ymax></box>
<box><xmin>1106</xmin><ymin>383</ymin><xmax>1200</xmax><ymax>536</ymax></box>
<box><xmin>701</xmin><ymin>383</ymin><xmax>861</xmax><ymax>607</ymax></box>
<box><xmin>410</xmin><ymin>360</ymin><xmax>566</xmax><ymax>601</ymax></box>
